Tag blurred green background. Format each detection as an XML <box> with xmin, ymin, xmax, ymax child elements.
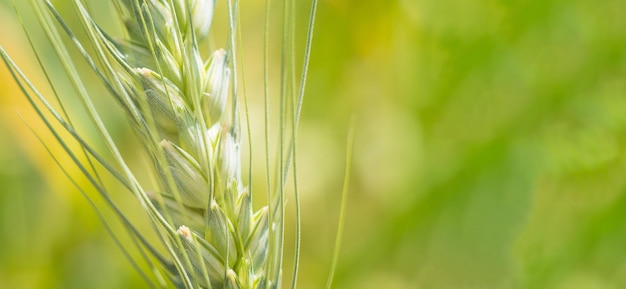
<box><xmin>2</xmin><ymin>0</ymin><xmax>626</xmax><ymax>288</ymax></box>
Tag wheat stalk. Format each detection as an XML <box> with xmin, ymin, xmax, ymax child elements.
<box><xmin>0</xmin><ymin>0</ymin><xmax>323</xmax><ymax>288</ymax></box>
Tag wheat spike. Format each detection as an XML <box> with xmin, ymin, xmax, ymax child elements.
<box><xmin>106</xmin><ymin>0</ymin><xmax>273</xmax><ymax>287</ymax></box>
<box><xmin>0</xmin><ymin>0</ymin><xmax>323</xmax><ymax>287</ymax></box>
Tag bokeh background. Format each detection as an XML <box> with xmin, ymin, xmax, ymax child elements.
<box><xmin>2</xmin><ymin>0</ymin><xmax>626</xmax><ymax>288</ymax></box>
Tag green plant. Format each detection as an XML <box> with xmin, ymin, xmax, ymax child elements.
<box><xmin>0</xmin><ymin>0</ymin><xmax>339</xmax><ymax>288</ymax></box>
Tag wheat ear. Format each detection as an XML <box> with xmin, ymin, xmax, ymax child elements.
<box><xmin>0</xmin><ymin>0</ymin><xmax>324</xmax><ymax>287</ymax></box>
<box><xmin>113</xmin><ymin>1</ymin><xmax>273</xmax><ymax>287</ymax></box>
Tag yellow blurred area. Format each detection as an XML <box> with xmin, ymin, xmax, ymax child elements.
<box><xmin>0</xmin><ymin>4</ymin><xmax>147</xmax><ymax>288</ymax></box>
<box><xmin>0</xmin><ymin>5</ymin><xmax>77</xmax><ymax>199</ymax></box>
<box><xmin>3</xmin><ymin>0</ymin><xmax>626</xmax><ymax>288</ymax></box>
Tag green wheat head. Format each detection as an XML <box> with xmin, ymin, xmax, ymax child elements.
<box><xmin>0</xmin><ymin>0</ymin><xmax>348</xmax><ymax>288</ymax></box>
